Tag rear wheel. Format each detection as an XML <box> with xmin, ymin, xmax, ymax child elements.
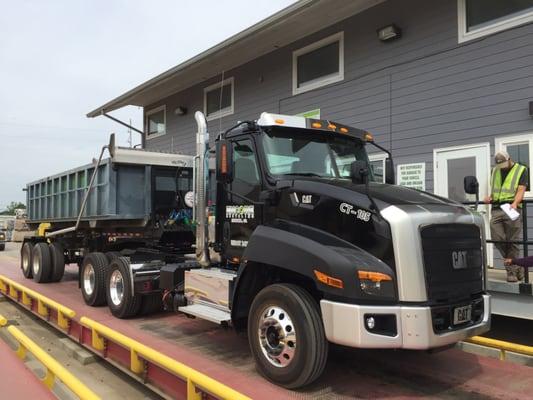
<box><xmin>49</xmin><ymin>242</ymin><xmax>65</xmax><ymax>282</ymax></box>
<box><xmin>32</xmin><ymin>243</ymin><xmax>53</xmax><ymax>283</ymax></box>
<box><xmin>106</xmin><ymin>257</ymin><xmax>141</xmax><ymax>318</ymax></box>
<box><xmin>21</xmin><ymin>242</ymin><xmax>33</xmax><ymax>278</ymax></box>
<box><xmin>0</xmin><ymin>243</ymin><xmax>5</xmax><ymax>251</ymax></box>
<box><xmin>247</xmin><ymin>284</ymin><xmax>328</xmax><ymax>389</ymax></box>
<box><xmin>105</xmin><ymin>251</ymin><xmax>122</xmax><ymax>263</ymax></box>
<box><xmin>81</xmin><ymin>253</ymin><xmax>108</xmax><ymax>306</ymax></box>
<box><xmin>140</xmin><ymin>293</ymin><xmax>163</xmax><ymax>315</ymax></box>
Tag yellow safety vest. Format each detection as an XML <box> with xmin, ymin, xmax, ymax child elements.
<box><xmin>491</xmin><ymin>163</ymin><xmax>526</xmax><ymax>205</ymax></box>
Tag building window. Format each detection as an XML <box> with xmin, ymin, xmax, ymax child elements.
<box><xmin>369</xmin><ymin>153</ymin><xmax>387</xmax><ymax>183</ymax></box>
<box><xmin>145</xmin><ymin>105</ymin><xmax>166</xmax><ymax>139</ymax></box>
<box><xmin>495</xmin><ymin>133</ymin><xmax>533</xmax><ymax>197</ymax></box>
<box><xmin>204</xmin><ymin>77</ymin><xmax>234</xmax><ymax>121</ymax></box>
<box><xmin>292</xmin><ymin>32</ymin><xmax>344</xmax><ymax>95</ymax></box>
<box><xmin>458</xmin><ymin>0</ymin><xmax>533</xmax><ymax>43</ymax></box>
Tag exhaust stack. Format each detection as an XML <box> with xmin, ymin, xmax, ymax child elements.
<box><xmin>194</xmin><ymin>111</ymin><xmax>210</xmax><ymax>267</ymax></box>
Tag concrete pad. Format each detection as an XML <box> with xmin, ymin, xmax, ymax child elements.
<box><xmin>0</xmin><ymin>294</ymin><xmax>7</xmax><ymax>302</ymax></box>
<box><xmin>505</xmin><ymin>350</ymin><xmax>533</xmax><ymax>367</ymax></box>
<box><xmin>58</xmin><ymin>337</ymin><xmax>98</xmax><ymax>365</ymax></box>
<box><xmin>456</xmin><ymin>341</ymin><xmax>502</xmax><ymax>360</ymax></box>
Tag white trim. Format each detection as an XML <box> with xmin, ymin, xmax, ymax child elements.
<box><xmin>368</xmin><ymin>152</ymin><xmax>387</xmax><ymax>183</ymax></box>
<box><xmin>292</xmin><ymin>32</ymin><xmax>344</xmax><ymax>96</ymax></box>
<box><xmin>495</xmin><ymin>132</ymin><xmax>533</xmax><ymax>198</ymax></box>
<box><xmin>145</xmin><ymin>105</ymin><xmax>166</xmax><ymax>140</ymax></box>
<box><xmin>458</xmin><ymin>0</ymin><xmax>533</xmax><ymax>43</ymax></box>
<box><xmin>204</xmin><ymin>77</ymin><xmax>235</xmax><ymax>122</ymax></box>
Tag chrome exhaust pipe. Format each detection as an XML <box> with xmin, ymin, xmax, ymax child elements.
<box><xmin>194</xmin><ymin>111</ymin><xmax>210</xmax><ymax>267</ymax></box>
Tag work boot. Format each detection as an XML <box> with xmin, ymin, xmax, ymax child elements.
<box><xmin>515</xmin><ymin>265</ymin><xmax>525</xmax><ymax>281</ymax></box>
<box><xmin>506</xmin><ymin>266</ymin><xmax>518</xmax><ymax>282</ymax></box>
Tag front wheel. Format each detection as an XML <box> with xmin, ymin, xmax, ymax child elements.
<box><xmin>247</xmin><ymin>284</ymin><xmax>328</xmax><ymax>389</ymax></box>
<box><xmin>106</xmin><ymin>257</ymin><xmax>141</xmax><ymax>318</ymax></box>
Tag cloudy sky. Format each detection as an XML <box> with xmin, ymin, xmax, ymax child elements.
<box><xmin>0</xmin><ymin>0</ymin><xmax>295</xmax><ymax>210</ymax></box>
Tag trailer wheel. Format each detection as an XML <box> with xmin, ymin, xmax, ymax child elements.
<box><xmin>32</xmin><ymin>243</ymin><xmax>52</xmax><ymax>283</ymax></box>
<box><xmin>106</xmin><ymin>257</ymin><xmax>141</xmax><ymax>318</ymax></box>
<box><xmin>21</xmin><ymin>242</ymin><xmax>33</xmax><ymax>278</ymax></box>
<box><xmin>140</xmin><ymin>293</ymin><xmax>163</xmax><ymax>316</ymax></box>
<box><xmin>49</xmin><ymin>243</ymin><xmax>65</xmax><ymax>282</ymax></box>
<box><xmin>248</xmin><ymin>284</ymin><xmax>328</xmax><ymax>389</ymax></box>
<box><xmin>81</xmin><ymin>253</ymin><xmax>108</xmax><ymax>306</ymax></box>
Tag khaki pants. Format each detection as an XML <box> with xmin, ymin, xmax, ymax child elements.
<box><xmin>490</xmin><ymin>208</ymin><xmax>523</xmax><ymax>279</ymax></box>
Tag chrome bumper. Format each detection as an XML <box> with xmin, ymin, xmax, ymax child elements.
<box><xmin>320</xmin><ymin>294</ymin><xmax>490</xmax><ymax>350</ymax></box>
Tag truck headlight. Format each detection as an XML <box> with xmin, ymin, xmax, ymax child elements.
<box><xmin>357</xmin><ymin>270</ymin><xmax>394</xmax><ymax>298</ymax></box>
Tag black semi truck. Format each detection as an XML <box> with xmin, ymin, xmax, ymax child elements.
<box><xmin>21</xmin><ymin>111</ymin><xmax>490</xmax><ymax>388</ymax></box>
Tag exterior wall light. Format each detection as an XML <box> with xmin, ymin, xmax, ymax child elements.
<box><xmin>377</xmin><ymin>24</ymin><xmax>401</xmax><ymax>42</ymax></box>
<box><xmin>174</xmin><ymin>106</ymin><xmax>187</xmax><ymax>116</ymax></box>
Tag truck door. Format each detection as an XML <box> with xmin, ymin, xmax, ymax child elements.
<box><xmin>220</xmin><ymin>137</ymin><xmax>262</xmax><ymax>260</ymax></box>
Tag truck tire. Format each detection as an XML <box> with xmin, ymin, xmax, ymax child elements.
<box><xmin>21</xmin><ymin>242</ymin><xmax>33</xmax><ymax>278</ymax></box>
<box><xmin>32</xmin><ymin>243</ymin><xmax>53</xmax><ymax>283</ymax></box>
<box><xmin>105</xmin><ymin>251</ymin><xmax>122</xmax><ymax>263</ymax></box>
<box><xmin>0</xmin><ymin>243</ymin><xmax>5</xmax><ymax>251</ymax></box>
<box><xmin>49</xmin><ymin>243</ymin><xmax>65</xmax><ymax>282</ymax></box>
<box><xmin>81</xmin><ymin>253</ymin><xmax>108</xmax><ymax>306</ymax></box>
<box><xmin>106</xmin><ymin>257</ymin><xmax>141</xmax><ymax>318</ymax></box>
<box><xmin>140</xmin><ymin>293</ymin><xmax>163</xmax><ymax>315</ymax></box>
<box><xmin>247</xmin><ymin>284</ymin><xmax>328</xmax><ymax>389</ymax></box>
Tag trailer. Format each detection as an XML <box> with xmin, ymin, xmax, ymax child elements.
<box><xmin>21</xmin><ymin>111</ymin><xmax>491</xmax><ymax>388</ymax></box>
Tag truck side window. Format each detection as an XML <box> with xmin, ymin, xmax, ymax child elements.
<box><xmin>231</xmin><ymin>138</ymin><xmax>261</xmax><ymax>200</ymax></box>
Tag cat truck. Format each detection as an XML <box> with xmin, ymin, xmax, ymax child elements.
<box><xmin>20</xmin><ymin>111</ymin><xmax>491</xmax><ymax>388</ymax></box>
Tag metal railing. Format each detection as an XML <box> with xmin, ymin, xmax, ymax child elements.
<box><xmin>80</xmin><ymin>317</ymin><xmax>251</xmax><ymax>400</ymax></box>
<box><xmin>468</xmin><ymin>335</ymin><xmax>533</xmax><ymax>360</ymax></box>
<box><xmin>0</xmin><ymin>274</ymin><xmax>76</xmax><ymax>330</ymax></box>
<box><xmin>0</xmin><ymin>314</ymin><xmax>100</xmax><ymax>400</ymax></box>
<box><xmin>465</xmin><ymin>199</ymin><xmax>533</xmax><ymax>286</ymax></box>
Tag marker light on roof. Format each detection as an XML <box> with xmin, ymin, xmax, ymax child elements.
<box><xmin>328</xmin><ymin>124</ymin><xmax>337</xmax><ymax>130</ymax></box>
<box><xmin>364</xmin><ymin>132</ymin><xmax>374</xmax><ymax>142</ymax></box>
<box><xmin>275</xmin><ymin>119</ymin><xmax>285</xmax><ymax>124</ymax></box>
<box><xmin>340</xmin><ymin>127</ymin><xmax>349</xmax><ymax>134</ymax></box>
<box><xmin>312</xmin><ymin>122</ymin><xmax>322</xmax><ymax>128</ymax></box>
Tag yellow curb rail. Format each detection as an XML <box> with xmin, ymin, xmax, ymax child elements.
<box><xmin>0</xmin><ymin>316</ymin><xmax>100</xmax><ymax>400</ymax></box>
<box><xmin>0</xmin><ymin>275</ymin><xmax>75</xmax><ymax>330</ymax></box>
<box><xmin>467</xmin><ymin>335</ymin><xmax>533</xmax><ymax>360</ymax></box>
<box><xmin>80</xmin><ymin>317</ymin><xmax>251</xmax><ymax>400</ymax></box>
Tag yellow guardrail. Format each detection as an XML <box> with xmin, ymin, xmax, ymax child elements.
<box><xmin>0</xmin><ymin>314</ymin><xmax>100</xmax><ymax>400</ymax></box>
<box><xmin>0</xmin><ymin>275</ymin><xmax>75</xmax><ymax>330</ymax></box>
<box><xmin>468</xmin><ymin>335</ymin><xmax>533</xmax><ymax>360</ymax></box>
<box><xmin>80</xmin><ymin>317</ymin><xmax>251</xmax><ymax>400</ymax></box>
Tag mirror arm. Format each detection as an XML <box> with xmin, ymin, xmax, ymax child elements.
<box><xmin>369</xmin><ymin>141</ymin><xmax>392</xmax><ymax>159</ymax></box>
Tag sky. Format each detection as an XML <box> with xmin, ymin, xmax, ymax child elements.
<box><xmin>0</xmin><ymin>0</ymin><xmax>296</xmax><ymax>210</ymax></box>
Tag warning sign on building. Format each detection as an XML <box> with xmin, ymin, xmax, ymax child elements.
<box><xmin>397</xmin><ymin>163</ymin><xmax>425</xmax><ymax>191</ymax></box>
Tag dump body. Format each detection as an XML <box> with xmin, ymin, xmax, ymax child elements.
<box><xmin>25</xmin><ymin>148</ymin><xmax>195</xmax><ymax>230</ymax></box>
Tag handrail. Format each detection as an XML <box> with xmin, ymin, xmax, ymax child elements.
<box><xmin>3</xmin><ymin>323</ymin><xmax>100</xmax><ymax>400</ymax></box>
<box><xmin>0</xmin><ymin>275</ymin><xmax>75</xmax><ymax>330</ymax></box>
<box><xmin>80</xmin><ymin>317</ymin><xmax>251</xmax><ymax>400</ymax></box>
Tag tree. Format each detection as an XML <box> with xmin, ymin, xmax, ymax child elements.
<box><xmin>0</xmin><ymin>201</ymin><xmax>26</xmax><ymax>215</ymax></box>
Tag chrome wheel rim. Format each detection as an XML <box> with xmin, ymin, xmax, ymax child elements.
<box><xmin>109</xmin><ymin>270</ymin><xmax>124</xmax><ymax>306</ymax></box>
<box><xmin>32</xmin><ymin>253</ymin><xmax>40</xmax><ymax>275</ymax></box>
<box><xmin>258</xmin><ymin>305</ymin><xmax>297</xmax><ymax>368</ymax></box>
<box><xmin>83</xmin><ymin>264</ymin><xmax>95</xmax><ymax>296</ymax></box>
<box><xmin>22</xmin><ymin>250</ymin><xmax>30</xmax><ymax>272</ymax></box>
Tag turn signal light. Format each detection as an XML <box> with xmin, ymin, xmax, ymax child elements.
<box><xmin>357</xmin><ymin>270</ymin><xmax>392</xmax><ymax>282</ymax></box>
<box><xmin>314</xmin><ymin>270</ymin><xmax>344</xmax><ymax>289</ymax></box>
<box><xmin>220</xmin><ymin>143</ymin><xmax>228</xmax><ymax>174</ymax></box>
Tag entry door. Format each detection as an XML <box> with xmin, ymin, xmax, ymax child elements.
<box><xmin>434</xmin><ymin>143</ymin><xmax>492</xmax><ymax>265</ymax></box>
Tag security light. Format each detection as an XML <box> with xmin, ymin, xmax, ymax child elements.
<box><xmin>377</xmin><ymin>24</ymin><xmax>401</xmax><ymax>42</ymax></box>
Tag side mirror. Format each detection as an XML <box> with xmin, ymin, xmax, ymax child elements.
<box><xmin>464</xmin><ymin>176</ymin><xmax>479</xmax><ymax>195</ymax></box>
<box><xmin>351</xmin><ymin>160</ymin><xmax>369</xmax><ymax>184</ymax></box>
<box><xmin>216</xmin><ymin>139</ymin><xmax>233</xmax><ymax>183</ymax></box>
<box><xmin>385</xmin><ymin>158</ymin><xmax>395</xmax><ymax>185</ymax></box>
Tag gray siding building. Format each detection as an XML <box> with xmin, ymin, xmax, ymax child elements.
<box><xmin>89</xmin><ymin>0</ymin><xmax>533</xmax><ymax>266</ymax></box>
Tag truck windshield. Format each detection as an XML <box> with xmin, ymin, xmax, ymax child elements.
<box><xmin>261</xmin><ymin>128</ymin><xmax>374</xmax><ymax>180</ymax></box>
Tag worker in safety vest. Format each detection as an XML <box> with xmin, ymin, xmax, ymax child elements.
<box><xmin>483</xmin><ymin>151</ymin><xmax>528</xmax><ymax>282</ymax></box>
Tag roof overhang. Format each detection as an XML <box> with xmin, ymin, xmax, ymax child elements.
<box><xmin>87</xmin><ymin>0</ymin><xmax>384</xmax><ymax>118</ymax></box>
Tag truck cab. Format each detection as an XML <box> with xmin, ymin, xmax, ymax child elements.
<box><xmin>166</xmin><ymin>112</ymin><xmax>490</xmax><ymax>388</ymax></box>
